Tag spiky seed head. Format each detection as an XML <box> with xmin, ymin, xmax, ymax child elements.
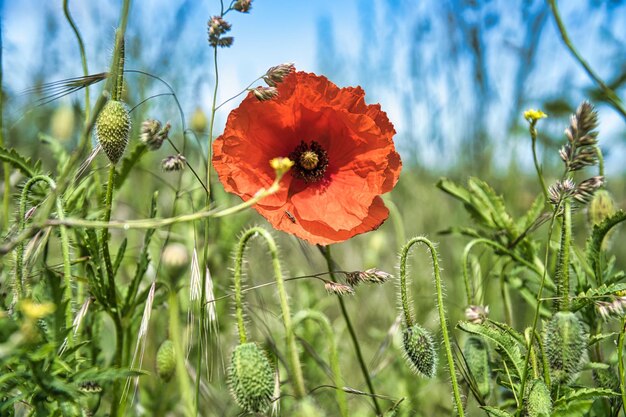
<box><xmin>95</xmin><ymin>100</ymin><xmax>131</xmax><ymax>164</ymax></box>
<box><xmin>227</xmin><ymin>343</ymin><xmax>274</xmax><ymax>413</ymax></box>
<box><xmin>162</xmin><ymin>243</ymin><xmax>189</xmax><ymax>281</ymax></box>
<box><xmin>156</xmin><ymin>339</ymin><xmax>176</xmax><ymax>382</ymax></box>
<box><xmin>463</xmin><ymin>336</ymin><xmax>491</xmax><ymax>400</ymax></box>
<box><xmin>544</xmin><ymin>312</ymin><xmax>586</xmax><ymax>385</ymax></box>
<box><xmin>402</xmin><ymin>324</ymin><xmax>437</xmax><ymax>378</ymax></box>
<box><xmin>523</xmin><ymin>378</ymin><xmax>552</xmax><ymax>417</ymax></box>
<box><xmin>190</xmin><ymin>107</ymin><xmax>208</xmax><ymax>132</ymax></box>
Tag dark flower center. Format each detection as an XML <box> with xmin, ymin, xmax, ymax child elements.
<box><xmin>289</xmin><ymin>140</ymin><xmax>328</xmax><ymax>183</ymax></box>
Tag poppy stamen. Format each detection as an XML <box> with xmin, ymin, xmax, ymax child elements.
<box><xmin>289</xmin><ymin>140</ymin><xmax>328</xmax><ymax>183</ymax></box>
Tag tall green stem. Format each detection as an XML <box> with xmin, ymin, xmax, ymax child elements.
<box><xmin>293</xmin><ymin>310</ymin><xmax>348</xmax><ymax>417</ymax></box>
<box><xmin>555</xmin><ymin>198</ymin><xmax>571</xmax><ymax>311</ymax></box>
<box><xmin>234</xmin><ymin>227</ymin><xmax>305</xmax><ymax>397</ymax></box>
<box><xmin>169</xmin><ymin>289</ymin><xmax>196</xmax><ymax>417</ymax></box>
<box><xmin>399</xmin><ymin>237</ymin><xmax>465</xmax><ymax>417</ymax></box>
<box><xmin>322</xmin><ymin>245</ymin><xmax>382</xmax><ymax>415</ymax></box>
<box><xmin>0</xmin><ymin>24</ymin><xmax>9</xmax><ymax>232</ymax></box>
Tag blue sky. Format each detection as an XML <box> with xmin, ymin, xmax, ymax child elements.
<box><xmin>2</xmin><ymin>0</ymin><xmax>626</xmax><ymax>174</ymax></box>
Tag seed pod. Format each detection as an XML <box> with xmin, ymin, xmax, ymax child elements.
<box><xmin>544</xmin><ymin>312</ymin><xmax>586</xmax><ymax>385</ymax></box>
<box><xmin>227</xmin><ymin>342</ymin><xmax>274</xmax><ymax>413</ymax></box>
<box><xmin>95</xmin><ymin>100</ymin><xmax>131</xmax><ymax>164</ymax></box>
<box><xmin>402</xmin><ymin>323</ymin><xmax>437</xmax><ymax>378</ymax></box>
<box><xmin>523</xmin><ymin>378</ymin><xmax>552</xmax><ymax>417</ymax></box>
<box><xmin>156</xmin><ymin>339</ymin><xmax>176</xmax><ymax>382</ymax></box>
<box><xmin>463</xmin><ymin>336</ymin><xmax>491</xmax><ymax>400</ymax></box>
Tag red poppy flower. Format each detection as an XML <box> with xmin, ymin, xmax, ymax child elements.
<box><xmin>213</xmin><ymin>71</ymin><xmax>401</xmax><ymax>245</ymax></box>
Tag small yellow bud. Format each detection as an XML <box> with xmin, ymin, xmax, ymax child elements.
<box><xmin>523</xmin><ymin>109</ymin><xmax>547</xmax><ymax>123</ymax></box>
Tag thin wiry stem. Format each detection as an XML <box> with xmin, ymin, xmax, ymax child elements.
<box><xmin>62</xmin><ymin>0</ymin><xmax>90</xmax><ymax>123</ymax></box>
<box><xmin>0</xmin><ymin>24</ymin><xmax>9</xmax><ymax>232</ymax></box>
<box><xmin>555</xmin><ymin>198</ymin><xmax>572</xmax><ymax>311</ymax></box>
<box><xmin>529</xmin><ymin>120</ymin><xmax>549</xmax><ymax>202</ymax></box>
<box><xmin>234</xmin><ymin>227</ymin><xmax>306</xmax><ymax>397</ymax></box>
<box><xmin>321</xmin><ymin>245</ymin><xmax>382</xmax><ymax>415</ymax></box>
<box><xmin>547</xmin><ymin>0</ymin><xmax>626</xmax><ymax>121</ymax></box>
<box><xmin>399</xmin><ymin>237</ymin><xmax>465</xmax><ymax>417</ymax></box>
<box><xmin>618</xmin><ymin>317</ymin><xmax>626</xmax><ymax>416</ymax></box>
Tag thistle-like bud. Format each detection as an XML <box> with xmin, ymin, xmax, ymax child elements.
<box><xmin>463</xmin><ymin>336</ymin><xmax>490</xmax><ymax>400</ymax></box>
<box><xmin>95</xmin><ymin>100</ymin><xmax>131</xmax><ymax>164</ymax></box>
<box><xmin>190</xmin><ymin>107</ymin><xmax>208</xmax><ymax>132</ymax></box>
<box><xmin>251</xmin><ymin>86</ymin><xmax>278</xmax><ymax>101</ymax></box>
<box><xmin>402</xmin><ymin>324</ymin><xmax>437</xmax><ymax>378</ymax></box>
<box><xmin>162</xmin><ymin>154</ymin><xmax>187</xmax><ymax>172</ymax></box>
<box><xmin>324</xmin><ymin>281</ymin><xmax>355</xmax><ymax>296</ymax></box>
<box><xmin>227</xmin><ymin>343</ymin><xmax>274</xmax><ymax>413</ymax></box>
<box><xmin>544</xmin><ymin>312</ymin><xmax>586</xmax><ymax>385</ymax></box>
<box><xmin>232</xmin><ymin>0</ymin><xmax>252</xmax><ymax>13</ymax></box>
<box><xmin>263</xmin><ymin>63</ymin><xmax>295</xmax><ymax>87</ymax></box>
<box><xmin>156</xmin><ymin>339</ymin><xmax>176</xmax><ymax>382</ymax></box>
<box><xmin>464</xmin><ymin>305</ymin><xmax>489</xmax><ymax>324</ymax></box>
<box><xmin>162</xmin><ymin>243</ymin><xmax>189</xmax><ymax>281</ymax></box>
<box><xmin>523</xmin><ymin>378</ymin><xmax>552</xmax><ymax>417</ymax></box>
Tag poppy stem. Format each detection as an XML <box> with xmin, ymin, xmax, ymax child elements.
<box><xmin>234</xmin><ymin>227</ymin><xmax>306</xmax><ymax>397</ymax></box>
<box><xmin>399</xmin><ymin>237</ymin><xmax>465</xmax><ymax>417</ymax></box>
<box><xmin>320</xmin><ymin>245</ymin><xmax>383</xmax><ymax>416</ymax></box>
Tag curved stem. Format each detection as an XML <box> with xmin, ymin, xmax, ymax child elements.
<box><xmin>62</xmin><ymin>0</ymin><xmax>90</xmax><ymax>123</ymax></box>
<box><xmin>547</xmin><ymin>0</ymin><xmax>626</xmax><ymax>121</ymax></box>
<box><xmin>293</xmin><ymin>310</ymin><xmax>348</xmax><ymax>417</ymax></box>
<box><xmin>399</xmin><ymin>237</ymin><xmax>465</xmax><ymax>417</ymax></box>
<box><xmin>234</xmin><ymin>227</ymin><xmax>305</xmax><ymax>397</ymax></box>
<box><xmin>322</xmin><ymin>245</ymin><xmax>382</xmax><ymax>415</ymax></box>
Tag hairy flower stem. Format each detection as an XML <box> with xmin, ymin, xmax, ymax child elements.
<box><xmin>619</xmin><ymin>318</ymin><xmax>626</xmax><ymax>416</ymax></box>
<box><xmin>169</xmin><ymin>289</ymin><xmax>196</xmax><ymax>417</ymax></box>
<box><xmin>321</xmin><ymin>245</ymin><xmax>382</xmax><ymax>415</ymax></box>
<box><xmin>555</xmin><ymin>198</ymin><xmax>572</xmax><ymax>311</ymax></box>
<box><xmin>16</xmin><ymin>176</ymin><xmax>73</xmax><ymax>342</ymax></box>
<box><xmin>293</xmin><ymin>310</ymin><xmax>348</xmax><ymax>417</ymax></box>
<box><xmin>234</xmin><ymin>227</ymin><xmax>305</xmax><ymax>397</ymax></box>
<box><xmin>399</xmin><ymin>237</ymin><xmax>465</xmax><ymax>417</ymax></box>
<box><xmin>529</xmin><ymin>120</ymin><xmax>549</xmax><ymax>202</ymax></box>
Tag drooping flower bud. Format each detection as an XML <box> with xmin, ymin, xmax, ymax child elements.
<box><xmin>95</xmin><ymin>100</ymin><xmax>131</xmax><ymax>164</ymax></box>
<box><xmin>402</xmin><ymin>323</ymin><xmax>437</xmax><ymax>378</ymax></box>
<box><xmin>544</xmin><ymin>312</ymin><xmax>586</xmax><ymax>385</ymax></box>
<box><xmin>523</xmin><ymin>378</ymin><xmax>552</xmax><ymax>417</ymax></box>
<box><xmin>227</xmin><ymin>343</ymin><xmax>275</xmax><ymax>413</ymax></box>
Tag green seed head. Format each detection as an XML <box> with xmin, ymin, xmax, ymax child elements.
<box><xmin>156</xmin><ymin>339</ymin><xmax>176</xmax><ymax>382</ymax></box>
<box><xmin>523</xmin><ymin>378</ymin><xmax>552</xmax><ymax>417</ymax></box>
<box><xmin>463</xmin><ymin>336</ymin><xmax>491</xmax><ymax>400</ymax></box>
<box><xmin>227</xmin><ymin>342</ymin><xmax>274</xmax><ymax>413</ymax></box>
<box><xmin>402</xmin><ymin>323</ymin><xmax>437</xmax><ymax>378</ymax></box>
<box><xmin>544</xmin><ymin>312</ymin><xmax>586</xmax><ymax>385</ymax></box>
<box><xmin>588</xmin><ymin>189</ymin><xmax>616</xmax><ymax>227</ymax></box>
<box><xmin>95</xmin><ymin>100</ymin><xmax>131</xmax><ymax>164</ymax></box>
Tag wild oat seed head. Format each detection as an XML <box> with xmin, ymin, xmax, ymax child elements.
<box><xmin>156</xmin><ymin>339</ymin><xmax>176</xmax><ymax>382</ymax></box>
<box><xmin>346</xmin><ymin>268</ymin><xmax>392</xmax><ymax>285</ymax></box>
<box><xmin>95</xmin><ymin>100</ymin><xmax>131</xmax><ymax>164</ymax></box>
<box><xmin>573</xmin><ymin>176</ymin><xmax>604</xmax><ymax>205</ymax></box>
<box><xmin>264</xmin><ymin>63</ymin><xmax>295</xmax><ymax>87</ymax></box>
<box><xmin>233</xmin><ymin>0</ymin><xmax>252</xmax><ymax>13</ymax></box>
<box><xmin>162</xmin><ymin>154</ymin><xmax>187</xmax><ymax>172</ymax></box>
<box><xmin>208</xmin><ymin>16</ymin><xmax>233</xmax><ymax>47</ymax></box>
<box><xmin>561</xmin><ymin>101</ymin><xmax>600</xmax><ymax>172</ymax></box>
<box><xmin>251</xmin><ymin>86</ymin><xmax>279</xmax><ymax>101</ymax></box>
<box><xmin>324</xmin><ymin>281</ymin><xmax>355</xmax><ymax>296</ymax></box>
<box><xmin>544</xmin><ymin>311</ymin><xmax>586</xmax><ymax>385</ymax></box>
<box><xmin>523</xmin><ymin>378</ymin><xmax>552</xmax><ymax>417</ymax></box>
<box><xmin>402</xmin><ymin>323</ymin><xmax>437</xmax><ymax>378</ymax></box>
<box><xmin>140</xmin><ymin>119</ymin><xmax>163</xmax><ymax>150</ymax></box>
<box><xmin>227</xmin><ymin>343</ymin><xmax>274</xmax><ymax>413</ymax></box>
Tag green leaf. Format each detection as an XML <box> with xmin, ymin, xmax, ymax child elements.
<box><xmin>571</xmin><ymin>283</ymin><xmax>626</xmax><ymax>311</ymax></box>
<box><xmin>467</xmin><ymin>178</ymin><xmax>515</xmax><ymax>233</ymax></box>
<box><xmin>551</xmin><ymin>400</ymin><xmax>594</xmax><ymax>417</ymax></box>
<box><xmin>0</xmin><ymin>145</ymin><xmax>42</xmax><ymax>178</ymax></box>
<box><xmin>113</xmin><ymin>238</ymin><xmax>128</xmax><ymax>276</ymax></box>
<box><xmin>480</xmin><ymin>406</ymin><xmax>514</xmax><ymax>417</ymax></box>
<box><xmin>554</xmin><ymin>387</ymin><xmax>619</xmax><ymax>408</ymax></box>
<box><xmin>436</xmin><ymin>177</ymin><xmax>472</xmax><ymax>205</ymax></box>
<box><xmin>585</xmin><ymin>210</ymin><xmax>626</xmax><ymax>282</ymax></box>
<box><xmin>515</xmin><ymin>194</ymin><xmax>545</xmax><ymax>235</ymax></box>
<box><xmin>457</xmin><ymin>321</ymin><xmax>525</xmax><ymax>378</ymax></box>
